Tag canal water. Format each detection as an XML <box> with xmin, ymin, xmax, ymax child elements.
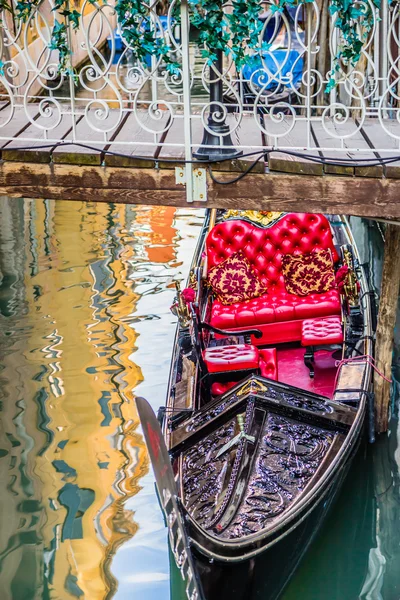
<box><xmin>0</xmin><ymin>198</ymin><xmax>399</xmax><ymax>600</ymax></box>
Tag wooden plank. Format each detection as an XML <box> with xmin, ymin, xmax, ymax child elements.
<box><xmin>201</xmin><ymin>114</ymin><xmax>265</xmax><ymax>173</ymax></box>
<box><xmin>2</xmin><ymin>113</ymin><xmax>78</xmax><ymax>163</ymax></box>
<box><xmin>52</xmin><ymin>117</ymin><xmax>104</xmax><ymax>165</ymax></box>
<box><xmin>374</xmin><ymin>223</ymin><xmax>400</xmax><ymax>433</ymax></box>
<box><xmin>0</xmin><ymin>105</ymin><xmax>39</xmax><ymax>151</ymax></box>
<box><xmin>104</xmin><ymin>110</ymin><xmax>170</xmax><ymax>168</ymax></box>
<box><xmin>158</xmin><ymin>114</ymin><xmax>265</xmax><ymax>173</ymax></box>
<box><xmin>3</xmin><ymin>162</ymin><xmax>400</xmax><ymax>218</ymax></box>
<box><xmin>158</xmin><ymin>116</ymin><xmax>203</xmax><ymax>168</ymax></box>
<box><xmin>312</xmin><ymin>118</ymin><xmax>383</xmax><ymax>178</ymax></box>
<box><xmin>228</xmin><ymin>113</ymin><xmax>265</xmax><ymax>174</ymax></box>
<box><xmin>263</xmin><ymin>118</ymin><xmax>323</xmax><ymax>176</ymax></box>
<box><xmin>0</xmin><ymin>101</ymin><xmax>11</xmax><ymax>118</ymax></box>
<box><xmin>311</xmin><ymin>121</ymin><xmax>359</xmax><ymax>176</ymax></box>
<box><xmin>353</xmin><ymin>120</ymin><xmax>384</xmax><ymax>178</ymax></box>
<box><xmin>52</xmin><ymin>108</ymin><xmax>125</xmax><ymax>166</ymax></box>
<box><xmin>359</xmin><ymin>118</ymin><xmax>400</xmax><ymax>178</ymax></box>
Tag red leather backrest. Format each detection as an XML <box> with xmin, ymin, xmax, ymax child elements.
<box><xmin>206</xmin><ymin>213</ymin><xmax>339</xmax><ymax>293</ymax></box>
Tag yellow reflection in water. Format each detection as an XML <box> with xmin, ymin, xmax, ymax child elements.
<box><xmin>0</xmin><ymin>199</ymin><xmax>178</xmax><ymax>600</ymax></box>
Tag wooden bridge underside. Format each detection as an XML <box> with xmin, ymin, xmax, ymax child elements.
<box><xmin>2</xmin><ymin>106</ymin><xmax>400</xmax><ymax>218</ymax></box>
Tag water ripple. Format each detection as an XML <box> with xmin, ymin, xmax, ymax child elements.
<box><xmin>0</xmin><ymin>198</ymin><xmax>204</xmax><ymax>600</ymax></box>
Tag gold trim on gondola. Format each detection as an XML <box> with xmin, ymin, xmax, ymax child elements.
<box><xmin>237</xmin><ymin>378</ymin><xmax>269</xmax><ymax>397</ymax></box>
<box><xmin>223</xmin><ymin>210</ymin><xmax>283</xmax><ymax>227</ymax></box>
<box><xmin>342</xmin><ymin>248</ymin><xmax>360</xmax><ymax>307</ymax></box>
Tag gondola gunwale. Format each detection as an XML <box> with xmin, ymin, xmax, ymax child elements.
<box><xmin>164</xmin><ymin>210</ymin><xmax>210</xmax><ymax>427</ymax></box>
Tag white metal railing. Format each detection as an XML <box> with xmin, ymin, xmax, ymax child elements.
<box><xmin>0</xmin><ymin>0</ymin><xmax>400</xmax><ymax>158</ymax></box>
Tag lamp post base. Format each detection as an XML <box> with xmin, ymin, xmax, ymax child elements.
<box><xmin>193</xmin><ymin>121</ymin><xmax>243</xmax><ymax>161</ymax></box>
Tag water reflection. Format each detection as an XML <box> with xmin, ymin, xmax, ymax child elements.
<box><xmin>2</xmin><ymin>206</ymin><xmax>400</xmax><ymax>600</ymax></box>
<box><xmin>0</xmin><ymin>198</ymin><xmax>204</xmax><ymax>600</ymax></box>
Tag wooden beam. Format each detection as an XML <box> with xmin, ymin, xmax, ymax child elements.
<box><xmin>104</xmin><ymin>111</ymin><xmax>169</xmax><ymax>168</ymax></box>
<box><xmin>264</xmin><ymin>118</ymin><xmax>323</xmax><ymax>176</ymax></box>
<box><xmin>2</xmin><ymin>115</ymin><xmax>77</xmax><ymax>163</ymax></box>
<box><xmin>372</xmin><ymin>432</ymin><xmax>400</xmax><ymax>595</ymax></box>
<box><xmin>374</xmin><ymin>223</ymin><xmax>400</xmax><ymax>433</ymax></box>
<box><xmin>3</xmin><ymin>161</ymin><xmax>400</xmax><ymax>218</ymax></box>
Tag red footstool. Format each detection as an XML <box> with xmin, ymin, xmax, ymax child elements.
<box><xmin>203</xmin><ymin>344</ymin><xmax>259</xmax><ymax>373</ymax></box>
<box><xmin>208</xmin><ymin>347</ymin><xmax>278</xmax><ymax>396</ymax></box>
<box><xmin>301</xmin><ymin>316</ymin><xmax>343</xmax><ymax>378</ymax></box>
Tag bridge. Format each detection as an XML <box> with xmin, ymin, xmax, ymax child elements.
<box><xmin>0</xmin><ymin>0</ymin><xmax>400</xmax><ymax>219</ymax></box>
<box><xmin>0</xmin><ymin>2</ymin><xmax>399</xmax><ymax>430</ymax></box>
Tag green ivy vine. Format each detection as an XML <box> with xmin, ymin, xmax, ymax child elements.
<box><xmin>48</xmin><ymin>0</ymin><xmax>94</xmax><ymax>75</ymax></box>
<box><xmin>114</xmin><ymin>0</ymin><xmax>179</xmax><ymax>74</ymax></box>
<box><xmin>0</xmin><ymin>0</ymin><xmax>96</xmax><ymax>78</ymax></box>
<box><xmin>263</xmin><ymin>0</ymin><xmax>380</xmax><ymax>90</ymax></box>
<box><xmin>185</xmin><ymin>0</ymin><xmax>380</xmax><ymax>89</ymax></box>
<box><xmin>0</xmin><ymin>0</ymin><xmax>385</xmax><ymax>90</ymax></box>
<box><xmin>327</xmin><ymin>0</ymin><xmax>380</xmax><ymax>91</ymax></box>
<box><xmin>188</xmin><ymin>0</ymin><xmax>269</xmax><ymax>69</ymax></box>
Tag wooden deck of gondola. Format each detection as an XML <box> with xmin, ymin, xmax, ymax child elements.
<box><xmin>1</xmin><ymin>106</ymin><xmax>400</xmax><ymax>218</ymax></box>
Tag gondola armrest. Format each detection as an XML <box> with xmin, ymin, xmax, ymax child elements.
<box><xmin>199</xmin><ymin>322</ymin><xmax>263</xmax><ymax>339</ymax></box>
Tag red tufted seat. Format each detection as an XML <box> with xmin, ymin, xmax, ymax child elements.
<box><xmin>209</xmin><ymin>347</ymin><xmax>278</xmax><ymax>396</ymax></box>
<box><xmin>207</xmin><ymin>213</ymin><xmax>341</xmax><ymax>344</ymax></box>
<box><xmin>258</xmin><ymin>348</ymin><xmax>278</xmax><ymax>380</ymax></box>
<box><xmin>211</xmin><ymin>381</ymin><xmax>237</xmax><ymax>396</ymax></box>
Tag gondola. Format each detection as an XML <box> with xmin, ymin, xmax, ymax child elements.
<box><xmin>137</xmin><ymin>210</ymin><xmax>374</xmax><ymax>600</ymax></box>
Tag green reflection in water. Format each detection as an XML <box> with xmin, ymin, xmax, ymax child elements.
<box><xmin>283</xmin><ymin>217</ymin><xmax>400</xmax><ymax>600</ymax></box>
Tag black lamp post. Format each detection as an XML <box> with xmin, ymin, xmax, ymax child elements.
<box><xmin>193</xmin><ymin>49</ymin><xmax>243</xmax><ymax>160</ymax></box>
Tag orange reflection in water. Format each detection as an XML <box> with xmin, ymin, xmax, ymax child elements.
<box><xmin>134</xmin><ymin>206</ymin><xmax>178</xmax><ymax>264</ymax></box>
<box><xmin>0</xmin><ymin>198</ymin><xmax>179</xmax><ymax>600</ymax></box>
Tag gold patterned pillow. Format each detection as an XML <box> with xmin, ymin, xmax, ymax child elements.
<box><xmin>208</xmin><ymin>251</ymin><xmax>267</xmax><ymax>305</ymax></box>
<box><xmin>282</xmin><ymin>249</ymin><xmax>335</xmax><ymax>296</ymax></box>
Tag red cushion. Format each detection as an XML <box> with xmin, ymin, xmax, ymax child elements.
<box><xmin>211</xmin><ymin>381</ymin><xmax>237</xmax><ymax>396</ymax></box>
<box><xmin>208</xmin><ymin>250</ymin><xmax>267</xmax><ymax>305</ymax></box>
<box><xmin>301</xmin><ymin>316</ymin><xmax>343</xmax><ymax>346</ymax></box>
<box><xmin>206</xmin><ymin>213</ymin><xmax>339</xmax><ymax>295</ymax></box>
<box><xmin>202</xmin><ymin>344</ymin><xmax>259</xmax><ymax>373</ymax></box>
<box><xmin>250</xmin><ymin>320</ymin><xmax>304</xmax><ymax>345</ymax></box>
<box><xmin>282</xmin><ymin>249</ymin><xmax>336</xmax><ymax>296</ymax></box>
<box><xmin>258</xmin><ymin>348</ymin><xmax>278</xmax><ymax>380</ymax></box>
<box><xmin>210</xmin><ymin>289</ymin><xmax>341</xmax><ymax>330</ymax></box>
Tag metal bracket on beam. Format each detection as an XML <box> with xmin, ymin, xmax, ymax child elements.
<box><xmin>175</xmin><ymin>166</ymin><xmax>207</xmax><ymax>202</ymax></box>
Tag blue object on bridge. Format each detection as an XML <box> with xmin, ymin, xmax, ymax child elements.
<box><xmin>107</xmin><ymin>30</ymin><xmax>124</xmax><ymax>54</ymax></box>
<box><xmin>242</xmin><ymin>49</ymin><xmax>303</xmax><ymax>91</ymax></box>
